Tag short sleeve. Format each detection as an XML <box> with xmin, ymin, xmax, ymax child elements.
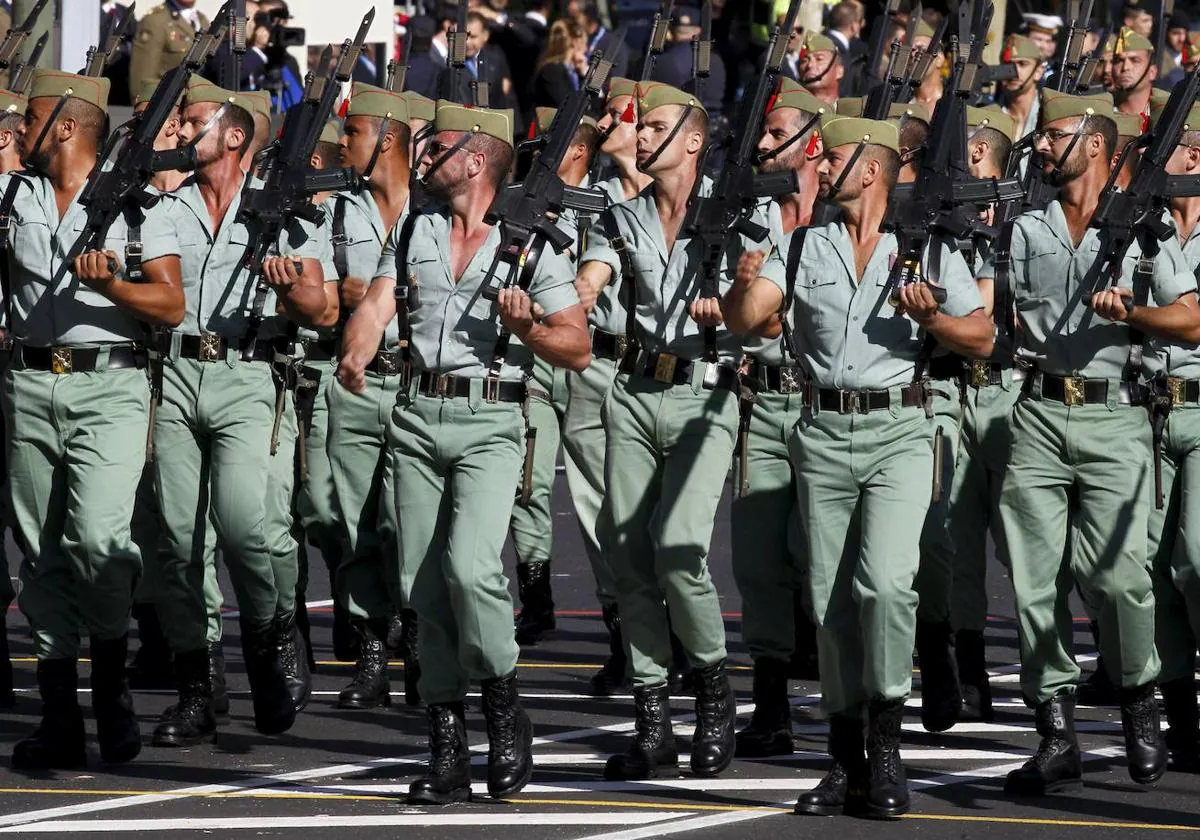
<box><xmin>935</xmin><ymin>243</ymin><xmax>984</xmax><ymax>318</ymax></box>
<box><xmin>133</xmin><ymin>198</ymin><xmax>181</xmax><ymax>262</ymax></box>
<box><xmin>373</xmin><ymin>210</ymin><xmax>411</xmax><ymax>283</ymax></box>
<box><xmin>578</xmin><ymin>208</ymin><xmax>622</xmax><ymax>279</ymax></box>
<box><xmin>529</xmin><ymin>246</ymin><xmax>581</xmax><ymax>317</ymax></box>
<box><xmin>280</xmin><ymin>216</ymin><xmax>330</xmax><ymax>262</ymax></box>
<box><xmin>1151</xmin><ymin>236</ymin><xmax>1197</xmax><ymax>306</ymax></box>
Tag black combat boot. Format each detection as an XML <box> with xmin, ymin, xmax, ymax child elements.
<box><xmin>1076</xmin><ymin>622</ymin><xmax>1117</xmax><ymax>707</ymax></box>
<box><xmin>402</xmin><ymin>609</ymin><xmax>421</xmax><ymax>706</ymax></box>
<box><xmin>240</xmin><ymin>618</ymin><xmax>296</xmax><ymax>736</ymax></box>
<box><xmin>1004</xmin><ymin>691</ymin><xmax>1083</xmax><ymax>795</ymax></box>
<box><xmin>788</xmin><ymin>592</ymin><xmax>820</xmax><ymax>681</ymax></box>
<box><xmin>916</xmin><ymin>619</ymin><xmax>961</xmax><ymax>733</ymax></box>
<box><xmin>209</xmin><ymin>641</ymin><xmax>229</xmax><ymax>718</ymax></box>
<box><xmin>794</xmin><ymin>714</ymin><xmax>868</xmax><ymax>816</ymax></box>
<box><xmin>126</xmin><ymin>603</ymin><xmax>174</xmax><ymax>690</ymax></box>
<box><xmin>90</xmin><ymin>636</ymin><xmax>141</xmax><ymax>764</ymax></box>
<box><xmin>514</xmin><ymin>562</ymin><xmax>556</xmax><ymax>646</ymax></box>
<box><xmin>153</xmin><ymin>648</ymin><xmax>217</xmax><ymax>747</ymax></box>
<box><xmin>386</xmin><ymin>609</ymin><xmax>407</xmax><ymax>659</ymax></box>
<box><xmin>337</xmin><ymin>620</ymin><xmax>391</xmax><ymax>709</ymax></box>
<box><xmin>955</xmin><ymin>629</ymin><xmax>993</xmax><ymax>722</ymax></box>
<box><xmin>588</xmin><ymin>604</ymin><xmax>629</xmax><ymax>697</ymax></box>
<box><xmin>735</xmin><ymin>657</ymin><xmax>793</xmax><ymax>757</ymax></box>
<box><xmin>605</xmin><ymin>684</ymin><xmax>679</xmax><ymax>780</ymax></box>
<box><xmin>0</xmin><ymin>612</ymin><xmax>15</xmax><ymax>708</ymax></box>
<box><xmin>332</xmin><ymin>600</ymin><xmax>358</xmax><ymax>662</ymax></box>
<box><xmin>864</xmin><ymin>699</ymin><xmax>909</xmax><ymax>819</ymax></box>
<box><xmin>1161</xmin><ymin>678</ymin><xmax>1200</xmax><ymax>773</ymax></box>
<box><xmin>12</xmin><ymin>658</ymin><xmax>87</xmax><ymax>770</ymax></box>
<box><xmin>1121</xmin><ymin>682</ymin><xmax>1167</xmax><ymax>784</ymax></box>
<box><xmin>691</xmin><ymin>661</ymin><xmax>736</xmax><ymax>776</ymax></box>
<box><xmin>407</xmin><ymin>703</ymin><xmax>472</xmax><ymax>805</ymax></box>
<box><xmin>667</xmin><ymin>631</ymin><xmax>695</xmax><ymax>696</ymax></box>
<box><xmin>294</xmin><ymin>592</ymin><xmax>316</xmax><ymax>673</ymax></box>
<box><xmin>481</xmin><ymin>671</ymin><xmax>534</xmax><ymax>797</ymax></box>
<box><xmin>276</xmin><ymin>610</ymin><xmax>312</xmax><ymax>713</ymax></box>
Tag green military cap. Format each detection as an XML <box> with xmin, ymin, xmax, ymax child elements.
<box><xmin>889</xmin><ymin>101</ymin><xmax>930</xmax><ymax>123</ymax></box>
<box><xmin>800</xmin><ymin>31</ymin><xmax>838</xmax><ymax>55</ymax></box>
<box><xmin>184</xmin><ymin>77</ymin><xmax>253</xmax><ymax>118</ymax></box>
<box><xmin>434</xmin><ymin>100</ymin><xmax>515</xmax><ymax>147</ymax></box>
<box><xmin>533</xmin><ymin>106</ymin><xmax>598</xmax><ymax>135</ymax></box>
<box><xmin>635</xmin><ymin>80</ymin><xmax>707</xmax><ymax>117</ymax></box>
<box><xmin>29</xmin><ymin>69</ymin><xmax>110</xmax><ymax>114</ymax></box>
<box><xmin>1113</xmin><ymin>25</ymin><xmax>1154</xmax><ymax>54</ymax></box>
<box><xmin>400</xmin><ymin>90</ymin><xmax>435</xmax><ymax>123</ymax></box>
<box><xmin>819</xmin><ymin>115</ymin><xmax>900</xmax><ymax>153</ymax></box>
<box><xmin>242</xmin><ymin>90</ymin><xmax>272</xmax><ymax>125</ymax></box>
<box><xmin>1111</xmin><ymin>110</ymin><xmax>1144</xmax><ymax>139</ymax></box>
<box><xmin>769</xmin><ymin>77</ymin><xmax>830</xmax><ymax>117</ymax></box>
<box><xmin>1149</xmin><ymin>99</ymin><xmax>1200</xmax><ymax>131</ymax></box>
<box><xmin>1040</xmin><ymin>88</ymin><xmax>1114</xmax><ymax>124</ymax></box>
<box><xmin>346</xmin><ymin>81</ymin><xmax>409</xmax><ymax>124</ymax></box>
<box><xmin>319</xmin><ymin>119</ymin><xmax>341</xmax><ymax>145</ymax></box>
<box><xmin>134</xmin><ymin>77</ymin><xmax>186</xmax><ymax>110</ymax></box>
<box><xmin>966</xmin><ymin>105</ymin><xmax>1017</xmax><ymax>142</ymax></box>
<box><xmin>914</xmin><ymin>19</ymin><xmax>937</xmax><ymax>40</ymax></box>
<box><xmin>836</xmin><ymin>96</ymin><xmax>864</xmax><ymax>117</ymax></box>
<box><xmin>608</xmin><ymin>76</ymin><xmax>637</xmax><ymax>102</ymax></box>
<box><xmin>1001</xmin><ymin>33</ymin><xmax>1041</xmax><ymax>62</ymax></box>
<box><xmin>0</xmin><ymin>89</ymin><xmax>26</xmax><ymax>117</ymax></box>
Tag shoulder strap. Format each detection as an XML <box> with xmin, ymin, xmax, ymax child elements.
<box><xmin>122</xmin><ymin>206</ymin><xmax>144</xmax><ymax>283</ymax></box>
<box><xmin>610</xmin><ymin>230</ymin><xmax>638</xmax><ymax>343</ymax></box>
<box><xmin>332</xmin><ymin>194</ymin><xmax>349</xmax><ymax>282</ymax></box>
<box><xmin>780</xmin><ymin>226</ymin><xmax>807</xmax><ymax>363</ymax></box>
<box><xmin>392</xmin><ymin>211</ymin><xmax>423</xmax><ymax>363</ymax></box>
<box><xmin>0</xmin><ymin>175</ymin><xmax>24</xmax><ymax>331</ymax></box>
<box><xmin>1124</xmin><ymin>237</ymin><xmax>1157</xmax><ymax>383</ymax></box>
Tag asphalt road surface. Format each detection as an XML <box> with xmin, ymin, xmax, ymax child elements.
<box><xmin>1</xmin><ymin>475</ymin><xmax>1197</xmax><ymax>838</ymax></box>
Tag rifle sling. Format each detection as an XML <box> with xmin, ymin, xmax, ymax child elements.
<box><xmin>781</xmin><ymin>226</ymin><xmax>807</xmax><ymax>364</ymax></box>
<box><xmin>0</xmin><ymin>174</ymin><xmax>25</xmax><ymax>332</ymax></box>
<box><xmin>611</xmin><ymin>231</ymin><xmax>639</xmax><ymax>348</ymax></box>
<box><xmin>391</xmin><ymin>210</ymin><xmax>422</xmax><ymax>365</ymax></box>
<box><xmin>332</xmin><ymin>193</ymin><xmax>349</xmax><ymax>285</ymax></box>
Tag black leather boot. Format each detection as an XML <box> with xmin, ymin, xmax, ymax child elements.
<box><xmin>276</xmin><ymin>611</ymin><xmax>311</xmax><ymax>713</ymax></box>
<box><xmin>605</xmin><ymin>684</ymin><xmax>679</xmax><ymax>780</ymax></box>
<box><xmin>668</xmin><ymin>631</ymin><xmax>695</xmax><ymax>696</ymax></box>
<box><xmin>127</xmin><ymin>603</ymin><xmax>174</xmax><ymax>690</ymax></box>
<box><xmin>402</xmin><ymin>609</ymin><xmax>421</xmax><ymax>706</ymax></box>
<box><xmin>514</xmin><ymin>562</ymin><xmax>556</xmax><ymax>646</ymax></box>
<box><xmin>153</xmin><ymin>648</ymin><xmax>217</xmax><ymax>747</ymax></box>
<box><xmin>0</xmin><ymin>613</ymin><xmax>15</xmax><ymax>708</ymax></box>
<box><xmin>337</xmin><ymin>620</ymin><xmax>391</xmax><ymax>709</ymax></box>
<box><xmin>481</xmin><ymin>671</ymin><xmax>534</xmax><ymax>797</ymax></box>
<box><xmin>864</xmin><ymin>699</ymin><xmax>909</xmax><ymax>819</ymax></box>
<box><xmin>386</xmin><ymin>609</ymin><xmax>407</xmax><ymax>659</ymax></box>
<box><xmin>916</xmin><ymin>620</ymin><xmax>961</xmax><ymax>733</ymax></box>
<box><xmin>240</xmin><ymin>618</ymin><xmax>296</xmax><ymax>736</ymax></box>
<box><xmin>691</xmin><ymin>661</ymin><xmax>736</xmax><ymax>776</ymax></box>
<box><xmin>1162</xmin><ymin>677</ymin><xmax>1200</xmax><ymax>773</ymax></box>
<box><xmin>332</xmin><ymin>600</ymin><xmax>358</xmax><ymax>662</ymax></box>
<box><xmin>588</xmin><ymin>604</ymin><xmax>630</xmax><ymax>697</ymax></box>
<box><xmin>794</xmin><ymin>714</ymin><xmax>868</xmax><ymax>816</ymax></box>
<box><xmin>90</xmin><ymin>636</ymin><xmax>141</xmax><ymax>764</ymax></box>
<box><xmin>407</xmin><ymin>703</ymin><xmax>472</xmax><ymax>805</ymax></box>
<box><xmin>12</xmin><ymin>658</ymin><xmax>87</xmax><ymax>770</ymax></box>
<box><xmin>788</xmin><ymin>591</ymin><xmax>820</xmax><ymax>681</ymax></box>
<box><xmin>1004</xmin><ymin>691</ymin><xmax>1083</xmax><ymax>795</ymax></box>
<box><xmin>294</xmin><ymin>593</ymin><xmax>316</xmax><ymax>673</ymax></box>
<box><xmin>1077</xmin><ymin>622</ymin><xmax>1117</xmax><ymax>707</ymax></box>
<box><xmin>735</xmin><ymin>657</ymin><xmax>793</xmax><ymax>757</ymax></box>
<box><xmin>1121</xmin><ymin>682</ymin><xmax>1167</xmax><ymax>784</ymax></box>
<box><xmin>955</xmin><ymin>629</ymin><xmax>993</xmax><ymax>722</ymax></box>
<box><xmin>209</xmin><ymin>641</ymin><xmax>229</xmax><ymax>718</ymax></box>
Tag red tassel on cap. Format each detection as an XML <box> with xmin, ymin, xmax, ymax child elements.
<box><xmin>338</xmin><ymin>97</ymin><xmax>350</xmax><ymax>118</ymax></box>
<box><xmin>765</xmin><ymin>77</ymin><xmax>782</xmax><ymax>114</ymax></box>
<box><xmin>528</xmin><ymin>119</ymin><xmax>538</xmax><ymax>140</ymax></box>
<box><xmin>805</xmin><ymin>131</ymin><xmax>820</xmax><ymax>157</ymax></box>
<box><xmin>620</xmin><ymin>98</ymin><xmax>636</xmax><ymax>123</ymax></box>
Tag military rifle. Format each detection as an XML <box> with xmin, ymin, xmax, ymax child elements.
<box><xmin>7</xmin><ymin>31</ymin><xmax>47</xmax><ymax>97</ymax></box>
<box><xmin>440</xmin><ymin>0</ymin><xmax>472</xmax><ymax>103</ymax></box>
<box><xmin>0</xmin><ymin>0</ymin><xmax>49</xmax><ymax>70</ymax></box>
<box><xmin>85</xmin><ymin>3</ymin><xmax>136</xmax><ymax>77</ymax></box>
<box><xmin>857</xmin><ymin>0</ymin><xmax>900</xmax><ymax>94</ymax></box>
<box><xmin>1054</xmin><ymin>0</ymin><xmax>1095</xmax><ymax>93</ymax></box>
<box><xmin>221</xmin><ymin>0</ymin><xmax>248</xmax><ymax>91</ymax></box>
<box><xmin>864</xmin><ymin>5</ymin><xmax>923</xmax><ymax>117</ymax></box>
<box><xmin>640</xmin><ymin>0</ymin><xmax>675</xmax><ymax>80</ymax></box>
<box><xmin>691</xmin><ymin>1</ymin><xmax>712</xmax><ymax>105</ymax></box>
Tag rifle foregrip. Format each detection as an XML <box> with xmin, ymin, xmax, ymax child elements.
<box><xmin>734</xmin><ymin>217</ymin><xmax>769</xmax><ymax>243</ymax></box>
<box><xmin>561</xmin><ymin>186</ymin><xmax>608</xmax><ymax>214</ymax></box>
<box><xmin>753</xmin><ymin>170</ymin><xmax>800</xmax><ymax>199</ymax></box>
<box><xmin>152</xmin><ymin>147</ymin><xmax>196</xmax><ymax>173</ymax></box>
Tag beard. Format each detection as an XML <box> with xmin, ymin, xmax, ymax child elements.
<box><xmin>1043</xmin><ymin>149</ymin><xmax>1085</xmax><ymax>187</ymax></box>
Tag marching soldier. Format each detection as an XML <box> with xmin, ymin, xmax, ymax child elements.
<box><xmin>798</xmin><ymin>32</ymin><xmax>843</xmax><ymax>107</ymax></box>
<box><xmin>338</xmin><ymin>100</ymin><xmax>590</xmax><ymax>804</ymax></box>
<box><xmin>723</xmin><ymin>115</ymin><xmax>991</xmax><ymax>818</ymax></box>
<box><xmin>997</xmin><ymin>34</ymin><xmax>1044</xmax><ymax>144</ymax></box>
<box><xmin>6</xmin><ymin>70</ymin><xmax>186</xmax><ymax>768</ymax></box>
<box><xmin>1110</xmin><ymin>27</ymin><xmax>1159</xmax><ymax>122</ymax></box>
<box><xmin>910</xmin><ymin>20</ymin><xmax>947</xmax><ymax>114</ymax></box>
<box><xmin>575</xmin><ymin>81</ymin><xmax>786</xmax><ymax>781</ymax></box>
<box><xmin>129</xmin><ymin>0</ymin><xmax>211</xmax><ymax>103</ymax></box>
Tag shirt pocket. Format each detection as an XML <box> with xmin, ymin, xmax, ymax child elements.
<box><xmin>1019</xmin><ymin>246</ymin><xmax>1060</xmax><ymax>302</ymax></box>
<box><xmin>794</xmin><ymin>252</ymin><xmax>838</xmax><ymax>332</ymax></box>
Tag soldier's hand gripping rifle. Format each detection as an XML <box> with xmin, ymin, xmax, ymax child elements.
<box><xmin>236</xmin><ymin>9</ymin><xmax>374</xmax><ymax>364</ymax></box>
<box><xmin>679</xmin><ymin>0</ymin><xmax>801</xmax><ymax>362</ymax></box>
<box><xmin>0</xmin><ymin>0</ymin><xmax>49</xmax><ymax>71</ymax></box>
<box><xmin>85</xmin><ymin>2</ymin><xmax>136</xmax><ymax>77</ymax></box>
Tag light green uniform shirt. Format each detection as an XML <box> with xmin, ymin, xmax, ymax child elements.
<box><xmin>1144</xmin><ymin>210</ymin><xmax>1200</xmax><ymax>379</ymax></box>
<box><xmin>743</xmin><ymin>197</ymin><xmax>791</xmax><ymax>367</ymax></box>
<box><xmin>977</xmin><ymin>201</ymin><xmax>1194</xmax><ymax>379</ymax></box>
<box><xmin>2</xmin><ymin>172</ymin><xmax>180</xmax><ymax>346</ymax></box>
<box><xmin>780</xmin><ymin>223</ymin><xmax>983</xmax><ymax>390</ymax></box>
<box><xmin>375</xmin><ymin>206</ymin><xmax>580</xmax><ymax>381</ymax></box>
<box><xmin>588</xmin><ymin>175</ymin><xmax>636</xmax><ymax>336</ymax></box>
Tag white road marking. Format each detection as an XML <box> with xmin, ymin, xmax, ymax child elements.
<box><xmin>573</xmin><ymin>809</ymin><xmax>778</xmax><ymax>840</ymax></box>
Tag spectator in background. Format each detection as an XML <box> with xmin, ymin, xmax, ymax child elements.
<box><xmin>405</xmin><ymin>15</ymin><xmax>443</xmax><ymax>100</ymax></box>
<box><xmin>475</xmin><ymin>0</ymin><xmax>551</xmax><ymax>126</ymax></box>
<box><xmin>650</xmin><ymin>5</ymin><xmax>727</xmax><ymax>120</ymax></box>
<box><xmin>129</xmin><ymin>0</ymin><xmax>210</xmax><ymax>102</ymax></box>
<box><xmin>532</xmin><ymin>18</ymin><xmax>589</xmax><ymax>109</ymax></box>
<box><xmin>825</xmin><ymin>0</ymin><xmax>868</xmax><ymax>97</ymax></box>
<box><xmin>466</xmin><ymin>10</ymin><xmax>516</xmax><ymax>110</ymax></box>
<box><xmin>1020</xmin><ymin>13</ymin><xmax>1061</xmax><ymax>62</ymax></box>
<box><xmin>1122</xmin><ymin>1</ymin><xmax>1154</xmax><ymax>39</ymax></box>
<box><xmin>1159</xmin><ymin>13</ymin><xmax>1191</xmax><ymax>89</ymax></box>
<box><xmin>780</xmin><ymin>18</ymin><xmax>804</xmax><ymax>82</ymax></box>
<box><xmin>580</xmin><ymin>3</ymin><xmax>629</xmax><ymax>82</ymax></box>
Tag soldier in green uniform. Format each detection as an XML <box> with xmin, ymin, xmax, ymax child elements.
<box><xmin>338</xmin><ymin>100</ymin><xmax>590</xmax><ymax>805</ymax></box>
<box><xmin>732</xmin><ymin>77</ymin><xmax>828</xmax><ymax>758</ymax></box>
<box><xmin>148</xmin><ymin>79</ymin><xmax>332</xmax><ymax>747</ymax></box>
<box><xmin>723</xmin><ymin>116</ymin><xmax>992</xmax><ymax>818</ymax></box>
<box><xmin>998</xmin><ymin>35</ymin><xmax>1043</xmax><ymax>145</ymax></box>
<box><xmin>400</xmin><ymin>91</ymin><xmax>435</xmax><ymax>174</ymax></box>
<box><xmin>129</xmin><ymin>0</ymin><xmax>210</xmax><ymax>103</ymax></box>
<box><xmin>575</xmin><ymin>81</ymin><xmax>785</xmax><ymax>782</ymax></box>
<box><xmin>986</xmin><ymin>89</ymin><xmax>1197</xmax><ymax>795</ymax></box>
<box><xmin>5</xmin><ymin>70</ymin><xmax>186</xmax><ymax>769</ymax></box>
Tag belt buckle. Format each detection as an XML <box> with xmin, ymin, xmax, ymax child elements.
<box><xmin>1062</xmin><ymin>376</ymin><xmax>1084</xmax><ymax>407</ymax></box>
<box><xmin>376</xmin><ymin>352</ymin><xmax>399</xmax><ymax>376</ymax></box>
<box><xmin>614</xmin><ymin>335</ymin><xmax>630</xmax><ymax>361</ymax></box>
<box><xmin>653</xmin><ymin>353</ymin><xmax>678</xmax><ymax>384</ymax></box>
<box><xmin>1169</xmin><ymin>376</ymin><xmax>1186</xmax><ymax>406</ymax></box>
<box><xmin>199</xmin><ymin>333</ymin><xmax>222</xmax><ymax>362</ymax></box>
<box><xmin>50</xmin><ymin>347</ymin><xmax>73</xmax><ymax>375</ymax></box>
<box><xmin>779</xmin><ymin>366</ymin><xmax>802</xmax><ymax>394</ymax></box>
<box><xmin>838</xmin><ymin>390</ymin><xmax>858</xmax><ymax>415</ymax></box>
<box><xmin>970</xmin><ymin>359</ymin><xmax>990</xmax><ymax>388</ymax></box>
<box><xmin>483</xmin><ymin>375</ymin><xmax>501</xmax><ymax>403</ymax></box>
<box><xmin>426</xmin><ymin>373</ymin><xmax>450</xmax><ymax>397</ymax></box>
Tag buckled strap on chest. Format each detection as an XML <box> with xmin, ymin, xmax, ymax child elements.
<box><xmin>332</xmin><ymin>193</ymin><xmax>349</xmax><ymax>283</ymax></box>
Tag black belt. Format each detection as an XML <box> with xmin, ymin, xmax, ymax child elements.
<box><xmin>809</xmin><ymin>383</ymin><xmax>926</xmax><ymax>414</ymax></box>
<box><xmin>367</xmin><ymin>349</ymin><xmax>406</xmax><ymax>377</ymax></box>
<box><xmin>175</xmin><ymin>333</ymin><xmax>279</xmax><ymax>363</ymax></box>
<box><xmin>1032</xmin><ymin>372</ymin><xmax>1146</xmax><ymax>406</ymax></box>
<box><xmin>592</xmin><ymin>329</ymin><xmax>633</xmax><ymax>362</ymax></box>
<box><xmin>926</xmin><ymin>355</ymin><xmax>968</xmax><ymax>381</ymax></box>
<box><xmin>301</xmin><ymin>337</ymin><xmax>339</xmax><ymax>362</ymax></box>
<box><xmin>19</xmin><ymin>343</ymin><xmax>146</xmax><ymax>374</ymax></box>
<box><xmin>415</xmin><ymin>371</ymin><xmax>526</xmax><ymax>403</ymax></box>
<box><xmin>1158</xmin><ymin>376</ymin><xmax>1200</xmax><ymax>405</ymax></box>
<box><xmin>752</xmin><ymin>362</ymin><xmax>805</xmax><ymax>394</ymax></box>
<box><xmin>620</xmin><ymin>351</ymin><xmax>738</xmax><ymax>391</ymax></box>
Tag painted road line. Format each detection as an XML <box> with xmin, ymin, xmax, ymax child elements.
<box><xmin>572</xmin><ymin>809</ymin><xmax>781</xmax><ymax>840</ymax></box>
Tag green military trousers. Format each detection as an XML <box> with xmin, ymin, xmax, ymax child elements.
<box><xmin>789</xmin><ymin>402</ymin><xmax>933</xmax><ymax>716</ymax></box>
<box><xmin>947</xmin><ymin>372</ymin><xmax>1021</xmax><ymax>633</ymax></box>
<box><xmin>153</xmin><ymin>355</ymin><xmax>283</xmax><ymax>653</ymax></box>
<box><xmin>328</xmin><ymin>369</ymin><xmax>403</xmax><ymax>620</ymax></box>
<box><xmin>915</xmin><ymin>379</ymin><xmax>962</xmax><ymax>625</ymax></box>
<box><xmin>510</xmin><ymin>357</ymin><xmax>567</xmax><ymax>567</ymax></box>
<box><xmin>296</xmin><ymin>359</ymin><xmax>343</xmax><ymax>570</ymax></box>
<box><xmin>603</xmin><ymin>371</ymin><xmax>735</xmax><ymax>687</ymax></box>
<box><xmin>998</xmin><ymin>394</ymin><xmax>1160</xmax><ymax>704</ymax></box>
<box><xmin>267</xmin><ymin>385</ymin><xmax>299</xmax><ymax>618</ymax></box>
<box><xmin>730</xmin><ymin>389</ymin><xmax>806</xmax><ymax>662</ymax></box>
<box><xmin>4</xmin><ymin>362</ymin><xmax>149</xmax><ymax>659</ymax></box>
<box><xmin>562</xmin><ymin>353</ymin><xmax>620</xmax><ymax>607</ymax></box>
<box><xmin>0</xmin><ymin>380</ymin><xmax>13</xmax><ymax>614</ymax></box>
<box><xmin>389</xmin><ymin>383</ymin><xmax>523</xmax><ymax>704</ymax></box>
<box><xmin>1147</xmin><ymin>403</ymin><xmax>1200</xmax><ymax>684</ymax></box>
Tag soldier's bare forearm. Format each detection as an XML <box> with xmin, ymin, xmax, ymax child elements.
<box><xmin>722</xmin><ymin>276</ymin><xmax>784</xmax><ymax>336</ymax></box>
<box><xmin>525</xmin><ymin>306</ymin><xmax>591</xmax><ymax>372</ymax></box>
<box><xmin>925</xmin><ymin>309</ymin><xmax>995</xmax><ymax>359</ymax></box>
<box><xmin>1128</xmin><ymin>293</ymin><xmax>1200</xmax><ymax>345</ymax></box>
<box><xmin>104</xmin><ymin>257</ymin><xmax>185</xmax><ymax>328</ymax></box>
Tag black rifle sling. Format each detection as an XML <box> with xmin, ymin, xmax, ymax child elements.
<box><xmin>332</xmin><ymin>194</ymin><xmax>349</xmax><ymax>282</ymax></box>
<box><xmin>611</xmin><ymin>229</ymin><xmax>639</xmax><ymax>350</ymax></box>
<box><xmin>1123</xmin><ymin>241</ymin><xmax>1157</xmax><ymax>382</ymax></box>
<box><xmin>992</xmin><ymin>219</ymin><xmax>1016</xmax><ymax>342</ymax></box>
<box><xmin>391</xmin><ymin>211</ymin><xmax>422</xmax><ymax>364</ymax></box>
<box><xmin>0</xmin><ymin>175</ymin><xmax>25</xmax><ymax>331</ymax></box>
<box><xmin>781</xmin><ymin>226</ymin><xmax>807</xmax><ymax>364</ymax></box>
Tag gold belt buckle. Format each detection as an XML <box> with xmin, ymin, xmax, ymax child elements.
<box><xmin>970</xmin><ymin>359</ymin><xmax>990</xmax><ymax>388</ymax></box>
<box><xmin>613</xmin><ymin>335</ymin><xmax>630</xmax><ymax>361</ymax></box>
<box><xmin>199</xmin><ymin>333</ymin><xmax>222</xmax><ymax>362</ymax></box>
<box><xmin>1062</xmin><ymin>376</ymin><xmax>1084</xmax><ymax>407</ymax></box>
<box><xmin>653</xmin><ymin>353</ymin><xmax>678</xmax><ymax>384</ymax></box>
<box><xmin>1169</xmin><ymin>376</ymin><xmax>1186</xmax><ymax>406</ymax></box>
<box><xmin>50</xmin><ymin>347</ymin><xmax>73</xmax><ymax>375</ymax></box>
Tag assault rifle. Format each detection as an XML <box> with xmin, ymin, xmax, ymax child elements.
<box><xmin>640</xmin><ymin>0</ymin><xmax>675</xmax><ymax>80</ymax></box>
<box><xmin>85</xmin><ymin>3</ymin><xmax>136</xmax><ymax>77</ymax></box>
<box><xmin>864</xmin><ymin>6</ymin><xmax>930</xmax><ymax>117</ymax></box>
<box><xmin>440</xmin><ymin>0</ymin><xmax>472</xmax><ymax>103</ymax></box>
<box><xmin>1053</xmin><ymin>0</ymin><xmax>1095</xmax><ymax>93</ymax></box>
<box><xmin>220</xmin><ymin>0</ymin><xmax>248</xmax><ymax>91</ymax></box>
<box><xmin>0</xmin><ymin>0</ymin><xmax>49</xmax><ymax>70</ymax></box>
<box><xmin>857</xmin><ymin>0</ymin><xmax>900</xmax><ymax>94</ymax></box>
<box><xmin>7</xmin><ymin>31</ymin><xmax>47</xmax><ymax>97</ymax></box>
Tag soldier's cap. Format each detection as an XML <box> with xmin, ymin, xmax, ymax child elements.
<box><xmin>835</xmin><ymin>96</ymin><xmax>864</xmax><ymax>117</ymax></box>
<box><xmin>135</xmin><ymin>78</ymin><xmax>179</xmax><ymax>109</ymax></box>
<box><xmin>889</xmin><ymin>101</ymin><xmax>930</xmax><ymax>123</ymax></box>
<box><xmin>319</xmin><ymin>119</ymin><xmax>341</xmax><ymax>145</ymax></box>
<box><xmin>1022</xmin><ymin>13</ymin><xmax>1063</xmax><ymax>35</ymax></box>
<box><xmin>914</xmin><ymin>19</ymin><xmax>937</xmax><ymax>41</ymax></box>
<box><xmin>768</xmin><ymin>77</ymin><xmax>830</xmax><ymax>117</ymax></box>
<box><xmin>183</xmin><ymin>78</ymin><xmax>254</xmax><ymax>120</ymax></box>
<box><xmin>533</xmin><ymin>106</ymin><xmax>598</xmax><ymax>135</ymax></box>
<box><xmin>801</xmin><ymin>31</ymin><xmax>838</xmax><ymax>55</ymax></box>
<box><xmin>1150</xmin><ymin>100</ymin><xmax>1200</xmax><ymax>132</ymax></box>
<box><xmin>29</xmin><ymin>70</ymin><xmax>110</xmax><ymax>114</ymax></box>
<box><xmin>1111</xmin><ymin>110</ymin><xmax>1144</xmax><ymax>139</ymax></box>
<box><xmin>241</xmin><ymin>90</ymin><xmax>272</xmax><ymax>125</ymax></box>
<box><xmin>818</xmin><ymin>115</ymin><xmax>900</xmax><ymax>153</ymax></box>
<box><xmin>607</xmin><ymin>76</ymin><xmax>637</xmax><ymax>103</ymax></box>
<box><xmin>1040</xmin><ymin>88</ymin><xmax>1115</xmax><ymax>124</ymax></box>
<box><xmin>347</xmin><ymin>81</ymin><xmax>410</xmax><ymax>125</ymax></box>
<box><xmin>400</xmin><ymin>91</ymin><xmax>436</xmax><ymax>123</ymax></box>
<box><xmin>966</xmin><ymin>105</ymin><xmax>1017</xmax><ymax>142</ymax></box>
<box><xmin>1001</xmin><ymin>34</ymin><xmax>1042</xmax><ymax>62</ymax></box>
<box><xmin>673</xmin><ymin>5</ymin><xmax>701</xmax><ymax>27</ymax></box>
<box><xmin>0</xmin><ymin>90</ymin><xmax>27</xmax><ymax>118</ymax></box>
<box><xmin>635</xmin><ymin>81</ymin><xmax>707</xmax><ymax>118</ymax></box>
<box><xmin>1113</xmin><ymin>26</ymin><xmax>1154</xmax><ymax>54</ymax></box>
<box><xmin>433</xmin><ymin>100</ymin><xmax>515</xmax><ymax>148</ymax></box>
